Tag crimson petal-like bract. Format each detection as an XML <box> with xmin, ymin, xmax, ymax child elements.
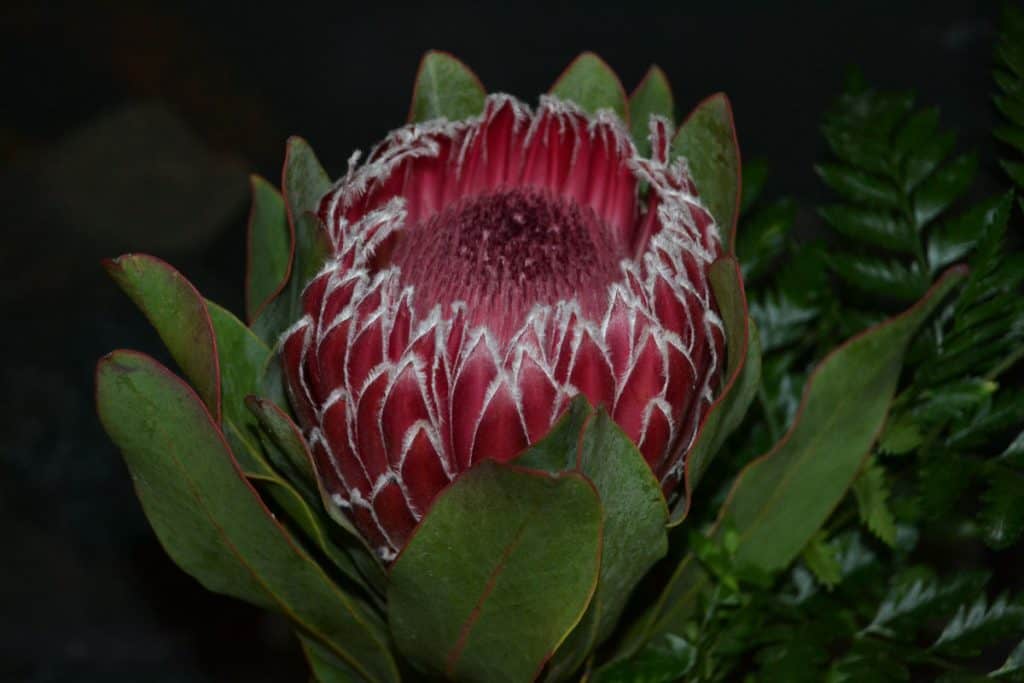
<box><xmin>281</xmin><ymin>95</ymin><xmax>724</xmax><ymax>560</ymax></box>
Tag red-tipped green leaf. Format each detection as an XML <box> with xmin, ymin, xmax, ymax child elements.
<box><xmin>245</xmin><ymin>174</ymin><xmax>290</xmax><ymax>324</ymax></box>
<box><xmin>637</xmin><ymin>267</ymin><xmax>967</xmax><ymax>645</ymax></box>
<box><xmin>550</xmin><ymin>52</ymin><xmax>628</xmax><ymax>121</ymax></box>
<box><xmin>673</xmin><ymin>94</ymin><xmax>741</xmax><ymax>251</ymax></box>
<box><xmin>96</xmin><ymin>350</ymin><xmax>399</xmax><ymax>682</ymax></box>
<box><xmin>409</xmin><ymin>50</ymin><xmax>487</xmax><ymax>123</ymax></box>
<box><xmin>104</xmin><ymin>253</ymin><xmax>220</xmax><ymax>421</ymax></box>
<box><xmin>629</xmin><ymin>66</ymin><xmax>675</xmax><ymax>157</ymax></box>
<box><xmin>523</xmin><ymin>403</ymin><xmax>669</xmax><ymax>681</ymax></box>
<box><xmin>388</xmin><ymin>461</ymin><xmax>602</xmax><ymax>683</ymax></box>
<box><xmin>252</xmin><ymin>137</ymin><xmax>332</xmax><ymax>342</ymax></box>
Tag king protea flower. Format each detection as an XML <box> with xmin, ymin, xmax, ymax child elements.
<box><xmin>282</xmin><ymin>94</ymin><xmax>724</xmax><ymax>560</ymax></box>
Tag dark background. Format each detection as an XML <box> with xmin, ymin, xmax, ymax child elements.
<box><xmin>0</xmin><ymin>1</ymin><xmax>1006</xmax><ymax>680</ymax></box>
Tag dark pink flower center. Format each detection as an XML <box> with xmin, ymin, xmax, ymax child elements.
<box><xmin>391</xmin><ymin>187</ymin><xmax>626</xmax><ymax>339</ymax></box>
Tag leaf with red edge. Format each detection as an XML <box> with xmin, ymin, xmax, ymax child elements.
<box><xmin>245</xmin><ymin>174</ymin><xmax>289</xmax><ymax>324</ymax></box>
<box><xmin>550</xmin><ymin>52</ymin><xmax>629</xmax><ymax>121</ymax></box>
<box><xmin>96</xmin><ymin>350</ymin><xmax>400</xmax><ymax>683</ymax></box>
<box><xmin>631</xmin><ymin>267</ymin><xmax>967</xmax><ymax>648</ymax></box>
<box><xmin>524</xmin><ymin>403</ymin><xmax>670</xmax><ymax>682</ymax></box>
<box><xmin>388</xmin><ymin>460</ymin><xmax>603</xmax><ymax>683</ymax></box>
<box><xmin>629</xmin><ymin>65</ymin><xmax>675</xmax><ymax>158</ymax></box>
<box><xmin>669</xmin><ymin>256</ymin><xmax>758</xmax><ymax>526</ymax></box>
<box><xmin>409</xmin><ymin>50</ymin><xmax>487</xmax><ymax>123</ymax></box>
<box><xmin>104</xmin><ymin>253</ymin><xmax>221</xmax><ymax>421</ymax></box>
<box><xmin>252</xmin><ymin>137</ymin><xmax>332</xmax><ymax>343</ymax></box>
<box><xmin>673</xmin><ymin>94</ymin><xmax>742</xmax><ymax>252</ymax></box>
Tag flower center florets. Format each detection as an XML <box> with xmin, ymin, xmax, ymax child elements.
<box><xmin>391</xmin><ymin>187</ymin><xmax>625</xmax><ymax>336</ymax></box>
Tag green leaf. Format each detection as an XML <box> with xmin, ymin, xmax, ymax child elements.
<box><xmin>252</xmin><ymin>137</ymin><xmax>332</xmax><ymax>343</ymax></box>
<box><xmin>878</xmin><ymin>412</ymin><xmax>924</xmax><ymax>456</ymax></box>
<box><xmin>737</xmin><ymin>198</ymin><xmax>796</xmax><ymax>282</ymax></box>
<box><xmin>245</xmin><ymin>395</ymin><xmax>387</xmax><ymax>594</ymax></box>
<box><xmin>388</xmin><ymin>461</ymin><xmax>602</xmax><ymax>683</ymax></box>
<box><xmin>409</xmin><ymin>51</ymin><xmax>487</xmax><ymax>123</ymax></box>
<box><xmin>863</xmin><ymin>570</ymin><xmax>989</xmax><ymax>639</ymax></box>
<box><xmin>300</xmin><ymin>633</ymin><xmax>366</xmax><ymax>683</ymax></box>
<box><xmin>96</xmin><ymin>351</ymin><xmax>399</xmax><ymax>683</ymax></box>
<box><xmin>912</xmin><ymin>153</ymin><xmax>978</xmax><ymax>228</ymax></box>
<box><xmin>718</xmin><ymin>269</ymin><xmax>963</xmax><ymax>573</ymax></box>
<box><xmin>980</xmin><ymin>472</ymin><xmax>1024</xmax><ymax>550</ymax></box>
<box><xmin>749</xmin><ymin>288</ymin><xmax>819</xmax><ymax>353</ymax></box>
<box><xmin>1001</xmin><ymin>160</ymin><xmax>1024</xmax><ymax>189</ymax></box>
<box><xmin>815</xmin><ymin>163</ymin><xmax>902</xmax><ymax>210</ymax></box>
<box><xmin>828</xmin><ymin>254</ymin><xmax>929</xmax><ymax>302</ymax></box>
<box><xmin>593</xmin><ymin>634</ymin><xmax>697</xmax><ymax>683</ymax></box>
<box><xmin>801</xmin><ymin>531</ymin><xmax>842</xmax><ymax>589</ymax></box>
<box><xmin>852</xmin><ymin>459</ymin><xmax>897</xmax><ymax>546</ymax></box>
<box><xmin>740</xmin><ymin>158</ymin><xmax>770</xmax><ymax>215</ymax></box>
<box><xmin>104</xmin><ymin>254</ymin><xmax>220</xmax><ymax>420</ymax></box>
<box><xmin>245</xmin><ymin>175</ymin><xmax>290</xmax><ymax>324</ymax></box>
<box><xmin>927</xmin><ymin>195</ymin><xmax>1010</xmax><ymax>274</ymax></box>
<box><xmin>244</xmin><ymin>395</ymin><xmax>315</xmax><ymax>491</ymax></box>
<box><xmin>818</xmin><ymin>205</ymin><xmax>915</xmax><ymax>253</ymax></box>
<box><xmin>518</xmin><ymin>403</ymin><xmax>669</xmax><ymax>680</ymax></box>
<box><xmin>674</xmin><ymin>94</ymin><xmax>741</xmax><ymax>250</ymax></box>
<box><xmin>550</xmin><ymin>52</ymin><xmax>628</xmax><ymax>120</ymax></box>
<box><xmin>669</xmin><ymin>257</ymin><xmax>759</xmax><ymax>524</ymax></box>
<box><xmin>932</xmin><ymin>594</ymin><xmax>1024</xmax><ymax>657</ymax></box>
<box><xmin>991</xmin><ymin>638</ymin><xmax>1024</xmax><ymax>678</ymax></box>
<box><xmin>204</xmin><ymin>300</ymin><xmax>270</xmax><ymax>470</ymax></box>
<box><xmin>628</xmin><ymin>65</ymin><xmax>674</xmax><ymax>157</ymax></box>
<box><xmin>995</xmin><ymin>124</ymin><xmax>1024</xmax><ymax>154</ymax></box>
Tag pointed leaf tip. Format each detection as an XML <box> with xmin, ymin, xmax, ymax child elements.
<box><xmin>103</xmin><ymin>253</ymin><xmax>222</xmax><ymax>422</ymax></box>
<box><xmin>674</xmin><ymin>93</ymin><xmax>741</xmax><ymax>252</ymax></box>
<box><xmin>629</xmin><ymin>65</ymin><xmax>675</xmax><ymax>157</ymax></box>
<box><xmin>409</xmin><ymin>50</ymin><xmax>487</xmax><ymax>123</ymax></box>
<box><xmin>550</xmin><ymin>52</ymin><xmax>629</xmax><ymax>122</ymax></box>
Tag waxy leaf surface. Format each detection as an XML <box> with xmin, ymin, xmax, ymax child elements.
<box><xmin>410</xmin><ymin>50</ymin><xmax>487</xmax><ymax>123</ymax></box>
<box><xmin>245</xmin><ymin>175</ymin><xmax>289</xmax><ymax>324</ymax></box>
<box><xmin>516</xmin><ymin>399</ymin><xmax>669</xmax><ymax>680</ymax></box>
<box><xmin>104</xmin><ymin>254</ymin><xmax>220</xmax><ymax>420</ymax></box>
<box><xmin>96</xmin><ymin>351</ymin><xmax>399</xmax><ymax>683</ymax></box>
<box><xmin>628</xmin><ymin>66</ymin><xmax>674</xmax><ymax>157</ymax></box>
<box><xmin>550</xmin><ymin>52</ymin><xmax>628</xmax><ymax>120</ymax></box>
<box><xmin>388</xmin><ymin>461</ymin><xmax>602</xmax><ymax>683</ymax></box>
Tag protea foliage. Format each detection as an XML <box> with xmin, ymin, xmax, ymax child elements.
<box><xmin>96</xmin><ymin>51</ymin><xmax>756</xmax><ymax>682</ymax></box>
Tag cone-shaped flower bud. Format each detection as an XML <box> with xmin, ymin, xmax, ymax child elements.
<box><xmin>281</xmin><ymin>95</ymin><xmax>724</xmax><ymax>560</ymax></box>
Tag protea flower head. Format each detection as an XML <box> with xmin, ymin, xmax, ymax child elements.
<box><xmin>281</xmin><ymin>93</ymin><xmax>725</xmax><ymax>560</ymax></box>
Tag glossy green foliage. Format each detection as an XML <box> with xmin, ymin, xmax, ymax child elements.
<box><xmin>995</xmin><ymin>3</ymin><xmax>1024</xmax><ymax>195</ymax></box>
<box><xmin>388</xmin><ymin>461</ymin><xmax>602</xmax><ymax>683</ymax></box>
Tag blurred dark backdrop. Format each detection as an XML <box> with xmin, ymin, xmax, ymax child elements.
<box><xmin>0</xmin><ymin>1</ymin><xmax>1004</xmax><ymax>680</ymax></box>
